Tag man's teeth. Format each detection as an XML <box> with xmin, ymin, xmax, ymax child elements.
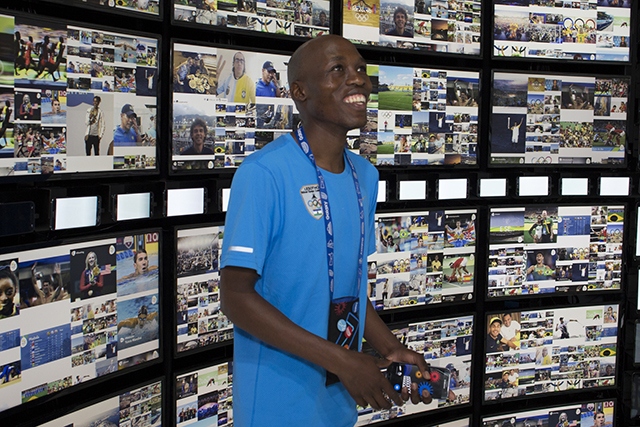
<box><xmin>345</xmin><ymin>95</ymin><xmax>366</xmax><ymax>104</ymax></box>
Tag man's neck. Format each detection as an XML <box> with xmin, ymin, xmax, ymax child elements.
<box><xmin>298</xmin><ymin>122</ymin><xmax>347</xmax><ymax>174</ymax></box>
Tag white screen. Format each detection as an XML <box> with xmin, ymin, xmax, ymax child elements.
<box><xmin>438</xmin><ymin>179</ymin><xmax>467</xmax><ymax>200</ymax></box>
<box><xmin>518</xmin><ymin>176</ymin><xmax>548</xmax><ymax>196</ymax></box>
<box><xmin>116</xmin><ymin>193</ymin><xmax>151</xmax><ymax>221</ymax></box>
<box><xmin>561</xmin><ymin>178</ymin><xmax>589</xmax><ymax>196</ymax></box>
<box><xmin>479</xmin><ymin>178</ymin><xmax>507</xmax><ymax>197</ymax></box>
<box><xmin>399</xmin><ymin>181</ymin><xmax>426</xmax><ymax>201</ymax></box>
<box><xmin>377</xmin><ymin>180</ymin><xmax>386</xmax><ymax>203</ymax></box>
<box><xmin>167</xmin><ymin>188</ymin><xmax>205</xmax><ymax>217</ymax></box>
<box><xmin>221</xmin><ymin>188</ymin><xmax>231</xmax><ymax>212</ymax></box>
<box><xmin>600</xmin><ymin>177</ymin><xmax>629</xmax><ymax>196</ymax></box>
<box><xmin>54</xmin><ymin>196</ymin><xmax>98</xmax><ymax>230</ymax></box>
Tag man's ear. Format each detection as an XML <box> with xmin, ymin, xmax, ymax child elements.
<box><xmin>290</xmin><ymin>80</ymin><xmax>307</xmax><ymax>104</ymax></box>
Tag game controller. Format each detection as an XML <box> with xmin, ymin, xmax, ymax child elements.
<box><xmin>385</xmin><ymin>362</ymin><xmax>451</xmax><ymax>400</ymax></box>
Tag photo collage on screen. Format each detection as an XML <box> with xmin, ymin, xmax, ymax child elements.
<box><xmin>0</xmin><ymin>231</ymin><xmax>160</xmax><ymax>412</ymax></box>
<box><xmin>172</xmin><ymin>43</ymin><xmax>295</xmax><ymax>171</ymax></box>
<box><xmin>348</xmin><ymin>66</ymin><xmax>479</xmax><ymax>166</ymax></box>
<box><xmin>174</xmin><ymin>0</ymin><xmax>330</xmax><ymax>37</ymax></box>
<box><xmin>488</xmin><ymin>205</ymin><xmax>623</xmax><ymax>297</ymax></box>
<box><xmin>42</xmin><ymin>0</ymin><xmax>159</xmax><ymax>15</ymax></box>
<box><xmin>342</xmin><ymin>0</ymin><xmax>481</xmax><ymax>53</ymax></box>
<box><xmin>368</xmin><ymin>209</ymin><xmax>476</xmax><ymax>310</ymax></box>
<box><xmin>0</xmin><ymin>13</ymin><xmax>158</xmax><ymax>176</ymax></box>
<box><xmin>491</xmin><ymin>72</ymin><xmax>629</xmax><ymax>166</ymax></box>
<box><xmin>483</xmin><ymin>399</ymin><xmax>614</xmax><ymax>427</ymax></box>
<box><xmin>176</xmin><ymin>361</ymin><xmax>233</xmax><ymax>426</ymax></box>
<box><xmin>358</xmin><ymin>315</ymin><xmax>473</xmax><ymax>425</ymax></box>
<box><xmin>493</xmin><ymin>1</ymin><xmax>631</xmax><ymax>61</ymax></box>
<box><xmin>38</xmin><ymin>380</ymin><xmax>161</xmax><ymax>427</ymax></box>
<box><xmin>176</xmin><ymin>226</ymin><xmax>232</xmax><ymax>353</ymax></box>
<box><xmin>484</xmin><ymin>304</ymin><xmax>618</xmax><ymax>401</ymax></box>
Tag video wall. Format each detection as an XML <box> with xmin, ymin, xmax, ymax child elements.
<box><xmin>0</xmin><ymin>13</ymin><xmax>158</xmax><ymax>177</ymax></box>
<box><xmin>176</xmin><ymin>225</ymin><xmax>232</xmax><ymax>353</ymax></box>
<box><xmin>358</xmin><ymin>314</ymin><xmax>473</xmax><ymax>425</ymax></box>
<box><xmin>488</xmin><ymin>205</ymin><xmax>623</xmax><ymax>298</ymax></box>
<box><xmin>174</xmin><ymin>0</ymin><xmax>330</xmax><ymax>37</ymax></box>
<box><xmin>369</xmin><ymin>209</ymin><xmax>476</xmax><ymax>310</ymax></box>
<box><xmin>171</xmin><ymin>42</ymin><xmax>295</xmax><ymax>171</ymax></box>
<box><xmin>172</xmin><ymin>42</ymin><xmax>480</xmax><ymax>170</ymax></box>
<box><xmin>493</xmin><ymin>0</ymin><xmax>631</xmax><ymax>61</ymax></box>
<box><xmin>482</xmin><ymin>399</ymin><xmax>615</xmax><ymax>426</ymax></box>
<box><xmin>350</xmin><ymin>66</ymin><xmax>479</xmax><ymax>166</ymax></box>
<box><xmin>342</xmin><ymin>0</ymin><xmax>481</xmax><ymax>54</ymax></box>
<box><xmin>175</xmin><ymin>360</ymin><xmax>233</xmax><ymax>426</ymax></box>
<box><xmin>490</xmin><ymin>71</ymin><xmax>629</xmax><ymax>166</ymax></box>
<box><xmin>484</xmin><ymin>304</ymin><xmax>618</xmax><ymax>402</ymax></box>
<box><xmin>42</xmin><ymin>0</ymin><xmax>160</xmax><ymax>16</ymax></box>
<box><xmin>37</xmin><ymin>380</ymin><xmax>162</xmax><ymax>426</ymax></box>
<box><xmin>0</xmin><ymin>231</ymin><xmax>160</xmax><ymax>412</ymax></box>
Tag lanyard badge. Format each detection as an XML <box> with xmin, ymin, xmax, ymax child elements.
<box><xmin>293</xmin><ymin>125</ymin><xmax>366</xmax><ymax>386</ymax></box>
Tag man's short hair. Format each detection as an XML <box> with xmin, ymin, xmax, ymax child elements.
<box><xmin>394</xmin><ymin>7</ymin><xmax>408</xmax><ymax>21</ymax></box>
<box><xmin>94</xmin><ymin>95</ymin><xmax>101</xmax><ymax>103</ymax></box>
<box><xmin>190</xmin><ymin>117</ymin><xmax>207</xmax><ymax>137</ymax></box>
<box><xmin>134</xmin><ymin>248</ymin><xmax>148</xmax><ymax>262</ymax></box>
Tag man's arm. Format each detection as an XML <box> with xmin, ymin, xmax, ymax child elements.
<box><xmin>220</xmin><ymin>265</ymin><xmax>403</xmax><ymax>410</ymax></box>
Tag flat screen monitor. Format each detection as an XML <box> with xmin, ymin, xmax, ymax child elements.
<box><xmin>490</xmin><ymin>71</ymin><xmax>629</xmax><ymax>166</ymax></box>
<box><xmin>174</xmin><ymin>0</ymin><xmax>330</xmax><ymax>37</ymax></box>
<box><xmin>488</xmin><ymin>204</ymin><xmax>623</xmax><ymax>298</ymax></box>
<box><xmin>176</xmin><ymin>225</ymin><xmax>232</xmax><ymax>353</ymax></box>
<box><xmin>40</xmin><ymin>0</ymin><xmax>160</xmax><ymax>15</ymax></box>
<box><xmin>483</xmin><ymin>399</ymin><xmax>616</xmax><ymax>426</ymax></box>
<box><xmin>352</xmin><ymin>67</ymin><xmax>479</xmax><ymax>166</ymax></box>
<box><xmin>493</xmin><ymin>1</ymin><xmax>631</xmax><ymax>62</ymax></box>
<box><xmin>176</xmin><ymin>360</ymin><xmax>233</xmax><ymax>426</ymax></box>
<box><xmin>368</xmin><ymin>209</ymin><xmax>477</xmax><ymax>311</ymax></box>
<box><xmin>171</xmin><ymin>43</ymin><xmax>295</xmax><ymax>171</ymax></box>
<box><xmin>1</xmin><ymin>13</ymin><xmax>158</xmax><ymax>177</ymax></box>
<box><xmin>484</xmin><ymin>304</ymin><xmax>619</xmax><ymax>402</ymax></box>
<box><xmin>0</xmin><ymin>230</ymin><xmax>161</xmax><ymax>412</ymax></box>
<box><xmin>37</xmin><ymin>380</ymin><xmax>162</xmax><ymax>426</ymax></box>
<box><xmin>342</xmin><ymin>0</ymin><xmax>481</xmax><ymax>54</ymax></box>
<box><xmin>358</xmin><ymin>314</ymin><xmax>473</xmax><ymax>425</ymax></box>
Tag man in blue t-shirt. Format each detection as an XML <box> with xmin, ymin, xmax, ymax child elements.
<box><xmin>113</xmin><ymin>104</ymin><xmax>141</xmax><ymax>147</ymax></box>
<box><xmin>255</xmin><ymin>60</ymin><xmax>281</xmax><ymax>98</ymax></box>
<box><xmin>220</xmin><ymin>35</ymin><xmax>432</xmax><ymax>427</ymax></box>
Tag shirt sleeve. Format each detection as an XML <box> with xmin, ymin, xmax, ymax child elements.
<box><xmin>221</xmin><ymin>161</ymin><xmax>279</xmax><ymax>276</ymax></box>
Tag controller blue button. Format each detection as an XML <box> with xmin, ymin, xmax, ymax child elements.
<box><xmin>394</xmin><ymin>384</ymin><xmax>400</xmax><ymax>391</ymax></box>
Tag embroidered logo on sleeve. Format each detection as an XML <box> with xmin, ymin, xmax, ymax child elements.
<box><xmin>300</xmin><ymin>184</ymin><xmax>323</xmax><ymax>219</ymax></box>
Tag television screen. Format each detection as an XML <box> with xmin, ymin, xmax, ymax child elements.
<box><xmin>171</xmin><ymin>43</ymin><xmax>295</xmax><ymax>171</ymax></box>
<box><xmin>632</xmin><ymin>374</ymin><xmax>640</xmax><ymax>420</ymax></box>
<box><xmin>483</xmin><ymin>399</ymin><xmax>615</xmax><ymax>426</ymax></box>
<box><xmin>37</xmin><ymin>380</ymin><xmax>162</xmax><ymax>426</ymax></box>
<box><xmin>176</xmin><ymin>360</ymin><xmax>233</xmax><ymax>426</ymax></box>
<box><xmin>357</xmin><ymin>314</ymin><xmax>473</xmax><ymax>425</ymax></box>
<box><xmin>173</xmin><ymin>0</ymin><xmax>330</xmax><ymax>37</ymax></box>
<box><xmin>368</xmin><ymin>209</ymin><xmax>476</xmax><ymax>310</ymax></box>
<box><xmin>176</xmin><ymin>225</ymin><xmax>232</xmax><ymax>353</ymax></box>
<box><xmin>488</xmin><ymin>205</ymin><xmax>623</xmax><ymax>298</ymax></box>
<box><xmin>342</xmin><ymin>0</ymin><xmax>481</xmax><ymax>54</ymax></box>
<box><xmin>0</xmin><ymin>230</ymin><xmax>161</xmax><ymax>412</ymax></box>
<box><xmin>41</xmin><ymin>0</ymin><xmax>160</xmax><ymax>15</ymax></box>
<box><xmin>1</xmin><ymin>13</ymin><xmax>158</xmax><ymax>177</ymax></box>
<box><xmin>349</xmin><ymin>66</ymin><xmax>479</xmax><ymax>166</ymax></box>
<box><xmin>490</xmin><ymin>71</ymin><xmax>629</xmax><ymax>166</ymax></box>
<box><xmin>484</xmin><ymin>304</ymin><xmax>619</xmax><ymax>402</ymax></box>
<box><xmin>493</xmin><ymin>1</ymin><xmax>631</xmax><ymax>62</ymax></box>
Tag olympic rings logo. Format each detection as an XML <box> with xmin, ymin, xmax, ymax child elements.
<box><xmin>308</xmin><ymin>198</ymin><xmax>322</xmax><ymax>208</ymax></box>
<box><xmin>355</xmin><ymin>12</ymin><xmax>369</xmax><ymax>22</ymax></box>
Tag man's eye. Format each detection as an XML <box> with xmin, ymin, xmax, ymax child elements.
<box><xmin>332</xmin><ymin>65</ymin><xmax>343</xmax><ymax>71</ymax></box>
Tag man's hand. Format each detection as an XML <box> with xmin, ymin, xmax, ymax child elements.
<box><xmin>334</xmin><ymin>350</ymin><xmax>401</xmax><ymax>411</ymax></box>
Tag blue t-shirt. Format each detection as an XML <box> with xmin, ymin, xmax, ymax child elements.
<box><xmin>255</xmin><ymin>79</ymin><xmax>277</xmax><ymax>97</ymax></box>
<box><xmin>221</xmin><ymin>133</ymin><xmax>378</xmax><ymax>427</ymax></box>
<box><xmin>113</xmin><ymin>125</ymin><xmax>138</xmax><ymax>146</ymax></box>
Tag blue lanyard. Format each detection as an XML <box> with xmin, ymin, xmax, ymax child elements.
<box><xmin>293</xmin><ymin>126</ymin><xmax>365</xmax><ymax>300</ymax></box>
